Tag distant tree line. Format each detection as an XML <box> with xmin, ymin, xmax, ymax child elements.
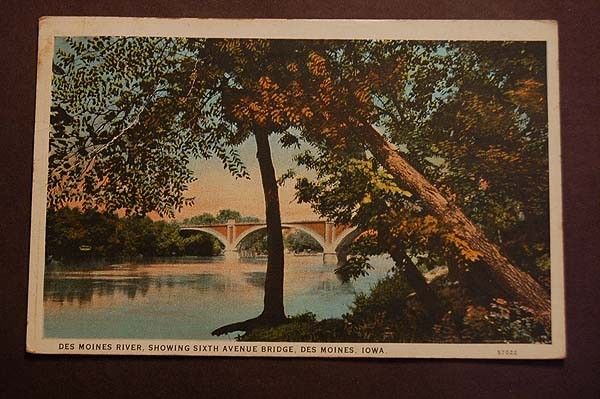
<box><xmin>284</xmin><ymin>230</ymin><xmax>322</xmax><ymax>253</ymax></box>
<box><xmin>182</xmin><ymin>209</ymin><xmax>261</xmax><ymax>225</ymax></box>
<box><xmin>45</xmin><ymin>207</ymin><xmax>323</xmax><ymax>264</ymax></box>
<box><xmin>45</xmin><ymin>207</ymin><xmax>223</xmax><ymax>264</ymax></box>
<box><xmin>238</xmin><ymin>229</ymin><xmax>323</xmax><ymax>257</ymax></box>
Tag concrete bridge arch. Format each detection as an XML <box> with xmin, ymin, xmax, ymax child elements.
<box><xmin>179</xmin><ymin>226</ymin><xmax>230</xmax><ymax>250</ymax></box>
<box><xmin>232</xmin><ymin>223</ymin><xmax>328</xmax><ymax>252</ymax></box>
<box><xmin>180</xmin><ymin>220</ymin><xmax>358</xmax><ymax>264</ymax></box>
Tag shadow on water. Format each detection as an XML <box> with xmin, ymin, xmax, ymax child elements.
<box><xmin>44</xmin><ymin>274</ymin><xmax>153</xmax><ymax>305</ymax></box>
<box><xmin>243</xmin><ymin>272</ymin><xmax>266</xmax><ymax>288</ymax></box>
<box><xmin>313</xmin><ymin>279</ymin><xmax>355</xmax><ymax>294</ymax></box>
<box><xmin>44</xmin><ymin>265</ymin><xmax>229</xmax><ymax>305</ymax></box>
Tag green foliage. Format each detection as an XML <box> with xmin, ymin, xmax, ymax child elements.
<box><xmin>182</xmin><ymin>212</ymin><xmax>216</xmax><ymax>225</ymax></box>
<box><xmin>215</xmin><ymin>209</ymin><xmax>260</xmax><ymax>223</ymax></box>
<box><xmin>182</xmin><ymin>209</ymin><xmax>260</xmax><ymax>225</ymax></box>
<box><xmin>334</xmin><ymin>234</ymin><xmax>380</xmax><ymax>280</ymax></box>
<box><xmin>45</xmin><ymin>206</ymin><xmax>264</xmax><ymax>264</ymax></box>
<box><xmin>49</xmin><ymin>37</ymin><xmax>551</xmax><ymax>332</ymax></box>
<box><xmin>334</xmin><ymin>255</ymin><xmax>373</xmax><ymax>280</ymax></box>
<box><xmin>50</xmin><ymin>37</ymin><xmax>250</xmax><ymax>217</ymax></box>
<box><xmin>46</xmin><ymin>207</ymin><xmax>119</xmax><ymax>260</ymax></box>
<box><xmin>342</xmin><ymin>273</ymin><xmax>431</xmax><ymax>342</ymax></box>
<box><xmin>45</xmin><ymin>207</ymin><xmax>223</xmax><ymax>264</ymax></box>
<box><xmin>241</xmin><ymin>273</ymin><xmax>550</xmax><ymax>344</ymax></box>
<box><xmin>181</xmin><ymin>233</ymin><xmax>223</xmax><ymax>256</ymax></box>
<box><xmin>283</xmin><ymin>230</ymin><xmax>323</xmax><ymax>253</ymax></box>
<box><xmin>432</xmin><ymin>297</ymin><xmax>550</xmax><ymax>344</ymax></box>
<box><xmin>485</xmin><ymin>299</ymin><xmax>550</xmax><ymax>343</ymax></box>
<box><xmin>292</xmin><ymin>41</ymin><xmax>550</xmax><ymax>281</ymax></box>
<box><xmin>240</xmin><ymin>313</ymin><xmax>347</xmax><ymax>342</ymax></box>
<box><xmin>238</xmin><ymin>229</ymin><xmax>269</xmax><ymax>255</ymax></box>
<box><xmin>409</xmin><ymin>42</ymin><xmax>550</xmax><ymax>278</ymax></box>
<box><xmin>50</xmin><ymin>38</ymin><xmax>549</xmax><ymax>272</ymax></box>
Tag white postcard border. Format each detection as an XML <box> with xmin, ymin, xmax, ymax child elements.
<box><xmin>27</xmin><ymin>17</ymin><xmax>565</xmax><ymax>359</ymax></box>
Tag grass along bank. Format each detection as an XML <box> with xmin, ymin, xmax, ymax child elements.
<box><xmin>240</xmin><ymin>268</ymin><xmax>550</xmax><ymax>344</ymax></box>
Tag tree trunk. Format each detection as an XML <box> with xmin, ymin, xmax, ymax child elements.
<box><xmin>254</xmin><ymin>128</ymin><xmax>287</xmax><ymax>323</ymax></box>
<box><xmin>361</xmin><ymin>124</ymin><xmax>551</xmax><ymax>328</ymax></box>
<box><xmin>446</xmin><ymin>255</ymin><xmax>461</xmax><ymax>283</ymax></box>
<box><xmin>211</xmin><ymin>128</ymin><xmax>287</xmax><ymax>336</ymax></box>
<box><xmin>382</xmin><ymin>232</ymin><xmax>444</xmax><ymax>319</ymax></box>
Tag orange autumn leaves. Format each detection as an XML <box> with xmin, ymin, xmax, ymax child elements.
<box><xmin>506</xmin><ymin>78</ymin><xmax>546</xmax><ymax>114</ymax></box>
<box><xmin>230</xmin><ymin>51</ymin><xmax>329</xmax><ymax>129</ymax></box>
<box><xmin>307</xmin><ymin>52</ymin><xmax>328</xmax><ymax>77</ymax></box>
<box><xmin>230</xmin><ymin>49</ymin><xmax>388</xmax><ymax>147</ymax></box>
<box><xmin>232</xmin><ymin>75</ymin><xmax>313</xmax><ymax>127</ymax></box>
<box><xmin>224</xmin><ymin>41</ymin><xmax>488</xmax><ymax>262</ymax></box>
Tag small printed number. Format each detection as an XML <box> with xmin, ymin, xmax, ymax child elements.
<box><xmin>497</xmin><ymin>349</ymin><xmax>518</xmax><ymax>356</ymax></box>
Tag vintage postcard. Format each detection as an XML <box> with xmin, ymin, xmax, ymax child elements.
<box><xmin>27</xmin><ymin>17</ymin><xmax>565</xmax><ymax>358</ymax></box>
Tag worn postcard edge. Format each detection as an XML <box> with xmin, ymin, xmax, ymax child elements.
<box><xmin>27</xmin><ymin>17</ymin><xmax>565</xmax><ymax>359</ymax></box>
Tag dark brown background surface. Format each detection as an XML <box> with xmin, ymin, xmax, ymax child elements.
<box><xmin>1</xmin><ymin>1</ymin><xmax>599</xmax><ymax>398</ymax></box>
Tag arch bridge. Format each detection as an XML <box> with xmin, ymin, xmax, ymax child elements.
<box><xmin>180</xmin><ymin>220</ymin><xmax>357</xmax><ymax>265</ymax></box>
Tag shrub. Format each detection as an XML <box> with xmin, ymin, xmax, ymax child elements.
<box><xmin>241</xmin><ymin>313</ymin><xmax>347</xmax><ymax>342</ymax></box>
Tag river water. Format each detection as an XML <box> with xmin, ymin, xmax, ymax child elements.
<box><xmin>43</xmin><ymin>254</ymin><xmax>394</xmax><ymax>340</ymax></box>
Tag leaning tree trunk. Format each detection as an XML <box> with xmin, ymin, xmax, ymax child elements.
<box><xmin>384</xmin><ymin>234</ymin><xmax>445</xmax><ymax>319</ymax></box>
<box><xmin>360</xmin><ymin>124</ymin><xmax>551</xmax><ymax>328</ymax></box>
<box><xmin>211</xmin><ymin>128</ymin><xmax>286</xmax><ymax>335</ymax></box>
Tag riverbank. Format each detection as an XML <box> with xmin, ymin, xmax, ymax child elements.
<box><xmin>240</xmin><ymin>270</ymin><xmax>551</xmax><ymax>344</ymax></box>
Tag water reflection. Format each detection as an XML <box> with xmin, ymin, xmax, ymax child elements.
<box><xmin>45</xmin><ymin>274</ymin><xmax>154</xmax><ymax>304</ymax></box>
<box><xmin>243</xmin><ymin>272</ymin><xmax>266</xmax><ymax>288</ymax></box>
<box><xmin>43</xmin><ymin>255</ymin><xmax>393</xmax><ymax>339</ymax></box>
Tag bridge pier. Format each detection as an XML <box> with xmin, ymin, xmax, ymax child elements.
<box><xmin>322</xmin><ymin>252</ymin><xmax>338</xmax><ymax>265</ymax></box>
<box><xmin>223</xmin><ymin>249</ymin><xmax>239</xmax><ymax>260</ymax></box>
